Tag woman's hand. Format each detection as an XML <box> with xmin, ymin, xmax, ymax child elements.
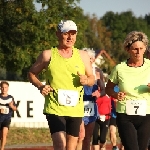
<box><xmin>147</xmin><ymin>83</ymin><xmax>150</xmax><ymax>87</ymax></box>
<box><xmin>117</xmin><ymin>92</ymin><xmax>126</xmax><ymax>101</ymax></box>
<box><xmin>92</xmin><ymin>90</ymin><xmax>100</xmax><ymax>98</ymax></box>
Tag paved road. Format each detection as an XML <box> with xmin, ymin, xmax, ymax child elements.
<box><xmin>5</xmin><ymin>143</ymin><xmax>122</xmax><ymax>150</ymax></box>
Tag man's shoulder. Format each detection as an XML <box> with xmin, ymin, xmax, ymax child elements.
<box><xmin>43</xmin><ymin>47</ymin><xmax>58</xmax><ymax>56</ymax></box>
<box><xmin>78</xmin><ymin>50</ymin><xmax>90</xmax><ymax>64</ymax></box>
<box><xmin>78</xmin><ymin>50</ymin><xmax>89</xmax><ymax>57</ymax></box>
<box><xmin>78</xmin><ymin>49</ymin><xmax>86</xmax><ymax>53</ymax></box>
<box><xmin>42</xmin><ymin>49</ymin><xmax>51</xmax><ymax>61</ymax></box>
<box><xmin>43</xmin><ymin>49</ymin><xmax>51</xmax><ymax>54</ymax></box>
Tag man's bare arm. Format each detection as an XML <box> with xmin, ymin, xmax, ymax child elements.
<box><xmin>79</xmin><ymin>50</ymin><xmax>95</xmax><ymax>86</ymax></box>
<box><xmin>28</xmin><ymin>50</ymin><xmax>51</xmax><ymax>89</ymax></box>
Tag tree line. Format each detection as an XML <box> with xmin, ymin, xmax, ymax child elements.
<box><xmin>0</xmin><ymin>0</ymin><xmax>150</xmax><ymax>81</ymax></box>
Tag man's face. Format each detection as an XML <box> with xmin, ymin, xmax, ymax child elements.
<box><xmin>57</xmin><ymin>30</ymin><xmax>77</xmax><ymax>48</ymax></box>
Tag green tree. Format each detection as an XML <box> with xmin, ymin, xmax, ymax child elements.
<box><xmin>35</xmin><ymin>0</ymin><xmax>86</xmax><ymax>49</ymax></box>
<box><xmin>81</xmin><ymin>14</ymin><xmax>112</xmax><ymax>50</ymax></box>
<box><xmin>145</xmin><ymin>13</ymin><xmax>150</xmax><ymax>25</ymax></box>
<box><xmin>101</xmin><ymin>11</ymin><xmax>150</xmax><ymax>62</ymax></box>
<box><xmin>0</xmin><ymin>0</ymin><xmax>88</xmax><ymax>81</ymax></box>
<box><xmin>0</xmin><ymin>0</ymin><xmax>55</xmax><ymax>80</ymax></box>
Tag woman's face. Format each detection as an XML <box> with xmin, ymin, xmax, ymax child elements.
<box><xmin>90</xmin><ymin>57</ymin><xmax>95</xmax><ymax>64</ymax></box>
<box><xmin>128</xmin><ymin>41</ymin><xmax>146</xmax><ymax>61</ymax></box>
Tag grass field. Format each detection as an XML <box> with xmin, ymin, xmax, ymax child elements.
<box><xmin>6</xmin><ymin>128</ymin><xmax>52</xmax><ymax>146</ymax></box>
<box><xmin>6</xmin><ymin>127</ymin><xmax>121</xmax><ymax>146</ymax></box>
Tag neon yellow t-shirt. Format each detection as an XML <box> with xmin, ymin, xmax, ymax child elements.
<box><xmin>43</xmin><ymin>47</ymin><xmax>85</xmax><ymax>117</ymax></box>
<box><xmin>109</xmin><ymin>58</ymin><xmax>150</xmax><ymax>114</ymax></box>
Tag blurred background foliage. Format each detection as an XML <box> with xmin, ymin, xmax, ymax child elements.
<box><xmin>0</xmin><ymin>0</ymin><xmax>150</xmax><ymax>81</ymax></box>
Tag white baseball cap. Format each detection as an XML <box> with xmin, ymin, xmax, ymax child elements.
<box><xmin>57</xmin><ymin>20</ymin><xmax>77</xmax><ymax>33</ymax></box>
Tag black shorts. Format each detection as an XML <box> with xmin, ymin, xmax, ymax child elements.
<box><xmin>0</xmin><ymin>119</ymin><xmax>11</xmax><ymax>130</ymax></box>
<box><xmin>46</xmin><ymin>114</ymin><xmax>82</xmax><ymax>137</ymax></box>
<box><xmin>109</xmin><ymin>117</ymin><xmax>117</xmax><ymax>127</ymax></box>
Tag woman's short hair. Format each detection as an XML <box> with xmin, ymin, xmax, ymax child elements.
<box><xmin>123</xmin><ymin>31</ymin><xmax>149</xmax><ymax>50</ymax></box>
<box><xmin>83</xmin><ymin>48</ymin><xmax>96</xmax><ymax>58</ymax></box>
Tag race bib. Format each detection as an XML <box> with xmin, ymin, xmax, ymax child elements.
<box><xmin>126</xmin><ymin>100</ymin><xmax>147</xmax><ymax>116</ymax></box>
<box><xmin>84</xmin><ymin>101</ymin><xmax>95</xmax><ymax>116</ymax></box>
<box><xmin>58</xmin><ymin>89</ymin><xmax>79</xmax><ymax>106</ymax></box>
<box><xmin>0</xmin><ymin>106</ymin><xmax>9</xmax><ymax>114</ymax></box>
<box><xmin>99</xmin><ymin>115</ymin><xmax>106</xmax><ymax>122</ymax></box>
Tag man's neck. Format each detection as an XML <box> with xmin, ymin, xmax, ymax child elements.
<box><xmin>0</xmin><ymin>93</ymin><xmax>8</xmax><ymax>97</ymax></box>
<box><xmin>58</xmin><ymin>45</ymin><xmax>73</xmax><ymax>52</ymax></box>
<box><xmin>58</xmin><ymin>46</ymin><xmax>73</xmax><ymax>58</ymax></box>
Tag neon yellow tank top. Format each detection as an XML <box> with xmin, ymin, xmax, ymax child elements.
<box><xmin>43</xmin><ymin>47</ymin><xmax>85</xmax><ymax>117</ymax></box>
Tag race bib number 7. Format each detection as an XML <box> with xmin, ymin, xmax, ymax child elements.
<box><xmin>126</xmin><ymin>100</ymin><xmax>147</xmax><ymax>116</ymax></box>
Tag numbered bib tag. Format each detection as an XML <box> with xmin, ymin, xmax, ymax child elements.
<box><xmin>126</xmin><ymin>100</ymin><xmax>147</xmax><ymax>116</ymax></box>
<box><xmin>84</xmin><ymin>101</ymin><xmax>95</xmax><ymax>116</ymax></box>
<box><xmin>0</xmin><ymin>106</ymin><xmax>9</xmax><ymax>114</ymax></box>
<box><xmin>58</xmin><ymin>89</ymin><xmax>79</xmax><ymax>106</ymax></box>
<box><xmin>99</xmin><ymin>115</ymin><xmax>106</xmax><ymax>122</ymax></box>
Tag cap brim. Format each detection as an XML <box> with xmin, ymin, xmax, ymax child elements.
<box><xmin>61</xmin><ymin>29</ymin><xmax>77</xmax><ymax>33</ymax></box>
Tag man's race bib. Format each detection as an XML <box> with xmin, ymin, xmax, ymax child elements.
<box><xmin>126</xmin><ymin>100</ymin><xmax>147</xmax><ymax>116</ymax></box>
<box><xmin>58</xmin><ymin>89</ymin><xmax>79</xmax><ymax>106</ymax></box>
<box><xmin>84</xmin><ymin>101</ymin><xmax>95</xmax><ymax>116</ymax></box>
<box><xmin>0</xmin><ymin>106</ymin><xmax>9</xmax><ymax>114</ymax></box>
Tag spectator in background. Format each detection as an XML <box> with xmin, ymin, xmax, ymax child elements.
<box><xmin>92</xmin><ymin>86</ymin><xmax>111</xmax><ymax>150</ymax></box>
<box><xmin>106</xmin><ymin>31</ymin><xmax>150</xmax><ymax>150</ymax></box>
<box><xmin>77</xmin><ymin>49</ymin><xmax>105</xmax><ymax>150</ymax></box>
<box><xmin>28</xmin><ymin>20</ymin><xmax>95</xmax><ymax>150</ymax></box>
<box><xmin>0</xmin><ymin>81</ymin><xmax>17</xmax><ymax>150</ymax></box>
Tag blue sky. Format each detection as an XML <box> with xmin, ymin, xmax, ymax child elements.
<box><xmin>35</xmin><ymin>0</ymin><xmax>150</xmax><ymax>18</ymax></box>
<box><xmin>77</xmin><ymin>0</ymin><xmax>150</xmax><ymax>18</ymax></box>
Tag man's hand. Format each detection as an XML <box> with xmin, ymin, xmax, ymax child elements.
<box><xmin>39</xmin><ymin>85</ymin><xmax>53</xmax><ymax>96</ymax></box>
<box><xmin>77</xmin><ymin>71</ymin><xmax>88</xmax><ymax>86</ymax></box>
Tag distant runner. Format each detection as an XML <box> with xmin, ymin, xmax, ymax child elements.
<box><xmin>0</xmin><ymin>81</ymin><xmax>17</xmax><ymax>150</ymax></box>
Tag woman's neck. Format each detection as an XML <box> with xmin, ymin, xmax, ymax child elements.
<box><xmin>127</xmin><ymin>58</ymin><xmax>144</xmax><ymax>67</ymax></box>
